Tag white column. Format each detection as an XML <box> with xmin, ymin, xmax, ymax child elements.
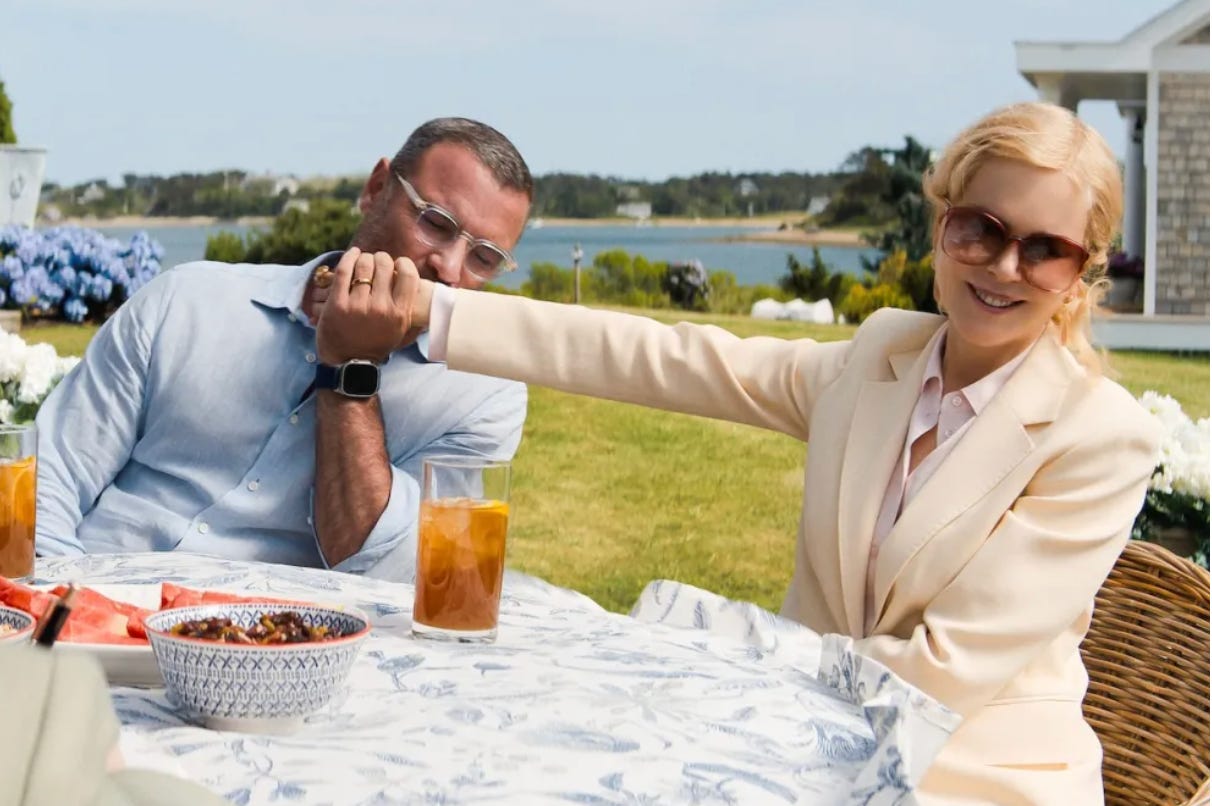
<box><xmin>1120</xmin><ymin>104</ymin><xmax>1147</xmax><ymax>260</ymax></box>
<box><xmin>1144</xmin><ymin>71</ymin><xmax>1160</xmax><ymax>317</ymax></box>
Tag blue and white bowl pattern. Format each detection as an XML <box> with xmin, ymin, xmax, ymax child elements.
<box><xmin>144</xmin><ymin>603</ymin><xmax>369</xmax><ymax>729</ymax></box>
<box><xmin>0</xmin><ymin>605</ymin><xmax>33</xmax><ymax>642</ymax></box>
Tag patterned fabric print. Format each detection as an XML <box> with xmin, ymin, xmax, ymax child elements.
<box><xmin>36</xmin><ymin>554</ymin><xmax>958</xmax><ymax>806</ymax></box>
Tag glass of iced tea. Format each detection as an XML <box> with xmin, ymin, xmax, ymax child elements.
<box><xmin>0</xmin><ymin>423</ymin><xmax>36</xmax><ymax>580</ymax></box>
<box><xmin>412</xmin><ymin>456</ymin><xmax>510</xmax><ymax>642</ymax></box>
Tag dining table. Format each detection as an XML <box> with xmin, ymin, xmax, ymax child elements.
<box><xmin>33</xmin><ymin>552</ymin><xmax>960</xmax><ymax>805</ymax></box>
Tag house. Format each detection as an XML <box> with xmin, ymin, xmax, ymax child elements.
<box><xmin>1015</xmin><ymin>0</ymin><xmax>1209</xmax><ymax>349</ymax></box>
<box><xmin>616</xmin><ymin>201</ymin><xmax>652</xmax><ymax>220</ymax></box>
<box><xmin>77</xmin><ymin>182</ymin><xmax>106</xmax><ymax>204</ymax></box>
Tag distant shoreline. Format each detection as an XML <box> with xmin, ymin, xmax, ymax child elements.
<box><xmin>49</xmin><ymin>215</ymin><xmax>275</xmax><ymax>229</ymax></box>
<box><xmin>46</xmin><ymin>214</ymin><xmax>866</xmax><ymax>247</ymax></box>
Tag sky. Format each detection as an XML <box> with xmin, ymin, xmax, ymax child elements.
<box><xmin>5</xmin><ymin>0</ymin><xmax>1180</xmax><ymax>187</ymax></box>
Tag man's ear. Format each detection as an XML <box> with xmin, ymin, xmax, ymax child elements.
<box><xmin>357</xmin><ymin>158</ymin><xmax>393</xmax><ymax>215</ymax></box>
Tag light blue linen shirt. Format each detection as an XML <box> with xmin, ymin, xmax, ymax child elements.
<box><xmin>34</xmin><ymin>253</ymin><xmax>527</xmax><ymax>579</ymax></box>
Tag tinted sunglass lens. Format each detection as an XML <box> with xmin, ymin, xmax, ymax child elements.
<box><xmin>945</xmin><ymin>210</ymin><xmax>1006</xmax><ymax>263</ymax></box>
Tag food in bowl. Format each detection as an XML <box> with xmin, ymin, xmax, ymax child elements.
<box><xmin>145</xmin><ymin>602</ymin><xmax>370</xmax><ymax>733</ymax></box>
<box><xmin>169</xmin><ymin>611</ymin><xmax>348</xmax><ymax>644</ymax></box>
<box><xmin>0</xmin><ymin>604</ymin><xmax>33</xmax><ymax>642</ymax></box>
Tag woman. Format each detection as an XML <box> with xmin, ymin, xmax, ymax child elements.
<box><xmin>325</xmin><ymin>102</ymin><xmax>1159</xmax><ymax>803</ymax></box>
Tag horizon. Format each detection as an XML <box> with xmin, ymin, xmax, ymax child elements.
<box><xmin>8</xmin><ymin>0</ymin><xmax>1177</xmax><ymax>187</ymax></box>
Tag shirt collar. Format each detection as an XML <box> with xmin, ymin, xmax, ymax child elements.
<box><xmin>249</xmin><ymin>251</ymin><xmax>342</xmax><ymax>317</ymax></box>
<box><xmin>923</xmin><ymin>323</ymin><xmax>1037</xmax><ymax>416</ymax></box>
<box><xmin>248</xmin><ymin>250</ymin><xmax>433</xmax><ymax>362</ymax></box>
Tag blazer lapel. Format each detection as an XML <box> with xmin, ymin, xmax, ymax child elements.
<box><xmin>869</xmin><ymin>331</ymin><xmax>1079</xmax><ymax>626</ymax></box>
<box><xmin>835</xmin><ymin>344</ymin><xmax>930</xmax><ymax>636</ymax></box>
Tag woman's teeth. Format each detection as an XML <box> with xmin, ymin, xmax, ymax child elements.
<box><xmin>972</xmin><ymin>286</ymin><xmax>1017</xmax><ymax>308</ymax></box>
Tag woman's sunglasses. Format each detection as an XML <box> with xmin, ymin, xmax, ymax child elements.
<box><xmin>939</xmin><ymin>206</ymin><xmax>1089</xmax><ymax>293</ymax></box>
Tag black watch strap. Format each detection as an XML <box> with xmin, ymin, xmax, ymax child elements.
<box><xmin>314</xmin><ymin>363</ymin><xmax>341</xmax><ymax>391</ymax></box>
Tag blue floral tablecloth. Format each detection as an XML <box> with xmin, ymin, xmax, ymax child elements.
<box><xmin>34</xmin><ymin>553</ymin><xmax>959</xmax><ymax>806</ymax></box>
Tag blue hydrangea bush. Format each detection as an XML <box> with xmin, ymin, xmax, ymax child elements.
<box><xmin>0</xmin><ymin>225</ymin><xmax>164</xmax><ymax>323</ymax></box>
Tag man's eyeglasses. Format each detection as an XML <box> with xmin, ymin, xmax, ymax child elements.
<box><xmin>395</xmin><ymin>173</ymin><xmax>518</xmax><ymax>280</ymax></box>
<box><xmin>939</xmin><ymin>205</ymin><xmax>1089</xmax><ymax>293</ymax></box>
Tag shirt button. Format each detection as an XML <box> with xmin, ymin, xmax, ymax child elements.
<box><xmin>247</xmin><ymin>480</ymin><xmax>259</xmax><ymax>492</ymax></box>
<box><xmin>306</xmin><ymin>516</ymin><xmax>314</xmax><ymax>526</ymax></box>
<box><xmin>288</xmin><ymin>314</ymin><xmax>297</xmax><ymax>323</ymax></box>
<box><xmin>950</xmin><ymin>397</ymin><xmax>962</xmax><ymax>407</ymax></box>
<box><xmin>197</xmin><ymin>522</ymin><xmax>209</xmax><ymax>534</ymax></box>
<box><xmin>305</xmin><ymin>352</ymin><xmax>317</xmax><ymax>364</ymax></box>
<box><xmin>289</xmin><ymin>414</ymin><xmax>299</xmax><ymax>425</ymax></box>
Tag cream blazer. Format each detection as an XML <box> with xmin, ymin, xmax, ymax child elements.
<box><xmin>443</xmin><ymin>291</ymin><xmax>1160</xmax><ymax>805</ymax></box>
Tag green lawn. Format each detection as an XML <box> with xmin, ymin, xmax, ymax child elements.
<box><xmin>29</xmin><ymin>312</ymin><xmax>1209</xmax><ymax>613</ymax></box>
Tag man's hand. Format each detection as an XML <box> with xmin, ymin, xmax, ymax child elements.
<box><xmin>315</xmin><ymin>248</ymin><xmax>419</xmax><ymax>365</ymax></box>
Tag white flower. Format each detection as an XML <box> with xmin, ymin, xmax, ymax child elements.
<box><xmin>0</xmin><ymin>332</ymin><xmax>79</xmax><ymax>417</ymax></box>
<box><xmin>0</xmin><ymin>330</ymin><xmax>27</xmax><ymax>384</ymax></box>
<box><xmin>17</xmin><ymin>343</ymin><xmax>60</xmax><ymax>405</ymax></box>
<box><xmin>1138</xmin><ymin>392</ymin><xmax>1210</xmax><ymax>501</ymax></box>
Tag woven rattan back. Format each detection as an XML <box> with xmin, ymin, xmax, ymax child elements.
<box><xmin>1081</xmin><ymin>539</ymin><xmax>1210</xmax><ymax>806</ymax></box>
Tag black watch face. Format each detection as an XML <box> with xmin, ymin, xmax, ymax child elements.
<box><xmin>340</xmin><ymin>363</ymin><xmax>380</xmax><ymax>397</ymax></box>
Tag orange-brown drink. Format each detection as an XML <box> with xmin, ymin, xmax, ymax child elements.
<box><xmin>412</xmin><ymin>457</ymin><xmax>511</xmax><ymax>642</ymax></box>
<box><xmin>0</xmin><ymin>424</ymin><xmax>37</xmax><ymax>580</ymax></box>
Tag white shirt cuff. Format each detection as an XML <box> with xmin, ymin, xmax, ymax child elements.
<box><xmin>427</xmin><ymin>283</ymin><xmax>457</xmax><ymax>363</ymax></box>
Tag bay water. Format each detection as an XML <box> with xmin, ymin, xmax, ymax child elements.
<box><xmin>94</xmin><ymin>223</ymin><xmax>880</xmax><ymax>291</ymax></box>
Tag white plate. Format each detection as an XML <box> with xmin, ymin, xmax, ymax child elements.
<box><xmin>36</xmin><ymin>583</ymin><xmax>163</xmax><ymax>688</ymax></box>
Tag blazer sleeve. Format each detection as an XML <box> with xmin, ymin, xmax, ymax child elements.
<box><xmin>443</xmin><ymin>289</ymin><xmax>853</xmax><ymax>441</ymax></box>
<box><xmin>854</xmin><ymin>400</ymin><xmax>1161</xmax><ymax>717</ymax></box>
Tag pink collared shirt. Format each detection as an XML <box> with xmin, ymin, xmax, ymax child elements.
<box><xmin>863</xmin><ymin>323</ymin><xmax>1033</xmax><ymax>633</ymax></box>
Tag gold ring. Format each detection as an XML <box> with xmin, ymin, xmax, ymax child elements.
<box><xmin>350</xmin><ymin>278</ymin><xmax>373</xmax><ymax>289</ymax></box>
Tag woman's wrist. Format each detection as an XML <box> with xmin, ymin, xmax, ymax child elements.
<box><xmin>414</xmin><ymin>279</ymin><xmax>435</xmax><ymax>329</ymax></box>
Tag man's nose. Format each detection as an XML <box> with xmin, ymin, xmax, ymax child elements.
<box><xmin>428</xmin><ymin>239</ymin><xmax>469</xmax><ymax>287</ymax></box>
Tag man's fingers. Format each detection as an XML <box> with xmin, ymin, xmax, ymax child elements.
<box><xmin>370</xmin><ymin>252</ymin><xmax>395</xmax><ymax>305</ymax></box>
<box><xmin>349</xmin><ymin>252</ymin><xmax>376</xmax><ymax>299</ymax></box>
<box><xmin>328</xmin><ymin>247</ymin><xmax>361</xmax><ymax>308</ymax></box>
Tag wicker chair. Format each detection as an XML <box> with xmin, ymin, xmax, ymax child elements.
<box><xmin>1081</xmin><ymin>539</ymin><xmax>1210</xmax><ymax>806</ymax></box>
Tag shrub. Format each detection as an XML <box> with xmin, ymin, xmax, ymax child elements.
<box><xmin>779</xmin><ymin>249</ymin><xmax>858</xmax><ymax>307</ymax></box>
<box><xmin>708</xmin><ymin>272</ymin><xmax>787</xmax><ymax>315</ymax></box>
<box><xmin>0</xmin><ymin>225</ymin><xmax>163</xmax><ymax>322</ymax></box>
<box><xmin>838</xmin><ymin>282</ymin><xmax>914</xmax><ymax>324</ymax></box>
<box><xmin>875</xmin><ymin>250</ymin><xmax>937</xmax><ymax>313</ymax></box>
<box><xmin>204</xmin><ymin>199</ymin><xmax>360</xmax><ymax>265</ymax></box>
<box><xmin>522</xmin><ymin>262</ymin><xmax>576</xmax><ymax>302</ymax></box>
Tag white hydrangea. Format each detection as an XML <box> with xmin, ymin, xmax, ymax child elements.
<box><xmin>1138</xmin><ymin>391</ymin><xmax>1210</xmax><ymax>501</ymax></box>
<box><xmin>0</xmin><ymin>331</ymin><xmax>78</xmax><ymax>419</ymax></box>
<box><xmin>0</xmin><ymin>330</ymin><xmax>28</xmax><ymax>384</ymax></box>
<box><xmin>17</xmin><ymin>342</ymin><xmax>62</xmax><ymax>405</ymax></box>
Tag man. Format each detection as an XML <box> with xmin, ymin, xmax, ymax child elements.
<box><xmin>34</xmin><ymin>117</ymin><xmax>531</xmax><ymax>578</ymax></box>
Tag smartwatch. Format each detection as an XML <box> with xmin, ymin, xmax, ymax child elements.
<box><xmin>314</xmin><ymin>359</ymin><xmax>381</xmax><ymax>399</ymax></box>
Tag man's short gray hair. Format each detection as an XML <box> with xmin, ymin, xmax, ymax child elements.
<box><xmin>390</xmin><ymin>117</ymin><xmax>533</xmax><ymax>201</ymax></box>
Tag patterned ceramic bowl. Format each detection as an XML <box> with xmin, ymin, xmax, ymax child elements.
<box><xmin>0</xmin><ymin>605</ymin><xmax>33</xmax><ymax>643</ymax></box>
<box><xmin>145</xmin><ymin>602</ymin><xmax>370</xmax><ymax>733</ymax></box>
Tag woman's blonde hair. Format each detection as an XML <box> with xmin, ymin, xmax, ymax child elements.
<box><xmin>923</xmin><ymin>102</ymin><xmax>1123</xmax><ymax>374</ymax></box>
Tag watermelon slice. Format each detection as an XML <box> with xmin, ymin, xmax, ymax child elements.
<box><xmin>161</xmin><ymin>582</ymin><xmax>306</xmax><ymax>611</ymax></box>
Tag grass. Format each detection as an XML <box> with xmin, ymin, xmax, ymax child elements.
<box><xmin>28</xmin><ymin>312</ymin><xmax>1209</xmax><ymax>613</ymax></box>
